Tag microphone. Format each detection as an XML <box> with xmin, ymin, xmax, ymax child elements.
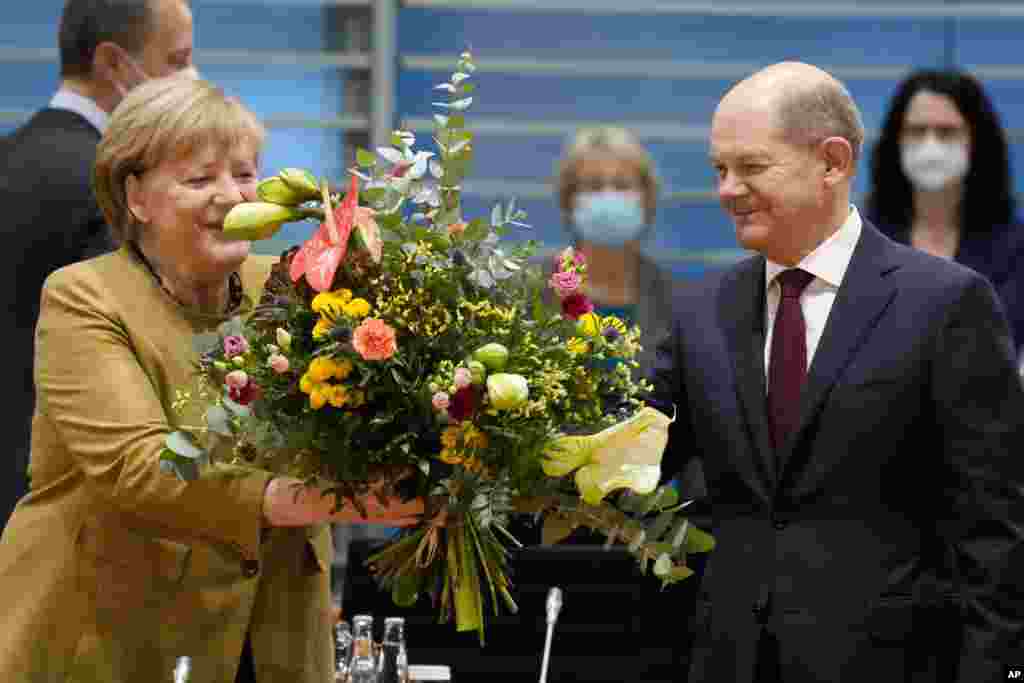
<box><xmin>539</xmin><ymin>587</ymin><xmax>563</xmax><ymax>683</ymax></box>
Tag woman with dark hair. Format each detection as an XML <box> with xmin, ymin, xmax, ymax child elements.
<box><xmin>867</xmin><ymin>68</ymin><xmax>1024</xmax><ymax>352</ymax></box>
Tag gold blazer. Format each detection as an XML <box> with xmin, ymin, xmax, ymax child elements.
<box><xmin>0</xmin><ymin>247</ymin><xmax>333</xmax><ymax>682</ymax></box>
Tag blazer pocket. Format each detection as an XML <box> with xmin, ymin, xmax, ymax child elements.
<box><xmin>78</xmin><ymin>517</ymin><xmax>191</xmax><ymax>616</ymax></box>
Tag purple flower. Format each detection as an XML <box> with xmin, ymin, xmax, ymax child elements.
<box><xmin>602</xmin><ymin>326</ymin><xmax>622</xmax><ymax>343</ymax></box>
<box><xmin>223</xmin><ymin>335</ymin><xmax>249</xmax><ymax>358</ymax></box>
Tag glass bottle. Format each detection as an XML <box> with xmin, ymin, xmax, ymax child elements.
<box><xmin>172</xmin><ymin>656</ymin><xmax>192</xmax><ymax>683</ymax></box>
<box><xmin>334</xmin><ymin>619</ymin><xmax>353</xmax><ymax>682</ymax></box>
<box><xmin>349</xmin><ymin>614</ymin><xmax>378</xmax><ymax>683</ymax></box>
<box><xmin>378</xmin><ymin>617</ymin><xmax>408</xmax><ymax>683</ymax></box>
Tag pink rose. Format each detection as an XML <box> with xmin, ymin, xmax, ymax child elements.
<box><xmin>432</xmin><ymin>391</ymin><xmax>451</xmax><ymax>411</ymax></box>
<box><xmin>223</xmin><ymin>335</ymin><xmax>249</xmax><ymax>358</ymax></box>
<box><xmin>268</xmin><ymin>354</ymin><xmax>290</xmax><ymax>374</ymax></box>
<box><xmin>549</xmin><ymin>270</ymin><xmax>581</xmax><ymax>298</ymax></box>
<box><xmin>229</xmin><ymin>381</ymin><xmax>261</xmax><ymax>406</ymax></box>
<box><xmin>561</xmin><ymin>293</ymin><xmax>594</xmax><ymax>321</ymax></box>
<box><xmin>225</xmin><ymin>370</ymin><xmax>249</xmax><ymax>390</ymax></box>
<box><xmin>352</xmin><ymin>318</ymin><xmax>398</xmax><ymax>361</ymax></box>
<box><xmin>453</xmin><ymin>367</ymin><xmax>472</xmax><ymax>390</ymax></box>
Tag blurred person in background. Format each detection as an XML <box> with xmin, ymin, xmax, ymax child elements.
<box><xmin>867</xmin><ymin>69</ymin><xmax>1024</xmax><ymax>354</ymax></box>
<box><xmin>0</xmin><ymin>77</ymin><xmax>424</xmax><ymax>682</ymax></box>
<box><xmin>0</xmin><ymin>0</ymin><xmax>198</xmax><ymax>531</ymax></box>
<box><xmin>550</xmin><ymin>125</ymin><xmax>710</xmax><ymax>681</ymax></box>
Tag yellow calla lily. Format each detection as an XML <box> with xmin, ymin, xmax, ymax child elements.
<box><xmin>542</xmin><ymin>406</ymin><xmax>674</xmax><ymax>505</ymax></box>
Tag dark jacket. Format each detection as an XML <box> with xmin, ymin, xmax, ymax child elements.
<box><xmin>650</xmin><ymin>221</ymin><xmax>1024</xmax><ymax>682</ymax></box>
<box><xmin>0</xmin><ymin>108</ymin><xmax>115</xmax><ymax>528</ymax></box>
<box><xmin>872</xmin><ymin>217</ymin><xmax>1024</xmax><ymax>354</ymax></box>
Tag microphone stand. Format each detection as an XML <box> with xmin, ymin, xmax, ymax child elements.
<box><xmin>539</xmin><ymin>587</ymin><xmax>563</xmax><ymax>683</ymax></box>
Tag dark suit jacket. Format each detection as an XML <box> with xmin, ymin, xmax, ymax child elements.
<box><xmin>0</xmin><ymin>108</ymin><xmax>114</xmax><ymax>529</ymax></box>
<box><xmin>651</xmin><ymin>221</ymin><xmax>1024</xmax><ymax>683</ymax></box>
<box><xmin>871</xmin><ymin>217</ymin><xmax>1024</xmax><ymax>355</ymax></box>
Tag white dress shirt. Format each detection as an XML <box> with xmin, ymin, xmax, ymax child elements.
<box><xmin>764</xmin><ymin>206</ymin><xmax>862</xmax><ymax>382</ymax></box>
<box><xmin>49</xmin><ymin>89</ymin><xmax>109</xmax><ymax>134</ymax></box>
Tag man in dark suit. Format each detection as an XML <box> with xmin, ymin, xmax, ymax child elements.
<box><xmin>651</xmin><ymin>62</ymin><xmax>1024</xmax><ymax>682</ymax></box>
<box><xmin>0</xmin><ymin>0</ymin><xmax>196</xmax><ymax>529</ymax></box>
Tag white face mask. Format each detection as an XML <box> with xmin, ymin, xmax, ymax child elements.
<box><xmin>900</xmin><ymin>136</ymin><xmax>969</xmax><ymax>192</ymax></box>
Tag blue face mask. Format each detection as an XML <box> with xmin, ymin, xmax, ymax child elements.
<box><xmin>572</xmin><ymin>191</ymin><xmax>646</xmax><ymax>246</ymax></box>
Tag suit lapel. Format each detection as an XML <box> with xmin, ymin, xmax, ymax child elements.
<box><xmin>720</xmin><ymin>256</ymin><xmax>775</xmax><ymax>501</ymax></box>
<box><xmin>777</xmin><ymin>223</ymin><xmax>901</xmax><ymax>482</ymax></box>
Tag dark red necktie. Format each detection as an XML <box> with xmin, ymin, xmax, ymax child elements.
<box><xmin>768</xmin><ymin>268</ymin><xmax>815</xmax><ymax>450</ymax></box>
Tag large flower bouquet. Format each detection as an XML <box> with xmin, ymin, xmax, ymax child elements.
<box><xmin>162</xmin><ymin>52</ymin><xmax>712</xmax><ymax>642</ymax></box>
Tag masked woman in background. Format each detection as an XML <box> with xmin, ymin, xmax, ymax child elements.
<box><xmin>867</xmin><ymin>69</ymin><xmax>1024</xmax><ymax>354</ymax></box>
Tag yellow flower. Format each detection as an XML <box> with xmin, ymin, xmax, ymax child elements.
<box><xmin>439</xmin><ymin>448</ymin><xmax>463</xmax><ymax>464</ymax></box>
<box><xmin>299</xmin><ymin>372</ymin><xmax>314</xmax><ymax>394</ymax></box>
<box><xmin>308</xmin><ymin>357</ymin><xmax>337</xmax><ymax>383</ymax></box>
<box><xmin>328</xmin><ymin>384</ymin><xmax>349</xmax><ymax>408</ymax></box>
<box><xmin>577</xmin><ymin>312</ymin><xmax>602</xmax><ymax>337</ymax></box>
<box><xmin>462</xmin><ymin>456</ymin><xmax>484</xmax><ymax>474</ymax></box>
<box><xmin>463</xmin><ymin>424</ymin><xmax>488</xmax><ymax>449</ymax></box>
<box><xmin>343</xmin><ymin>298</ymin><xmax>371</xmax><ymax>318</ymax></box>
<box><xmin>602</xmin><ymin>315</ymin><xmax>627</xmax><ymax>334</ymax></box>
<box><xmin>567</xmin><ymin>337</ymin><xmax>589</xmax><ymax>355</ymax></box>
<box><xmin>333</xmin><ymin>359</ymin><xmax>354</xmax><ymax>380</ymax></box>
<box><xmin>309</xmin><ymin>385</ymin><xmax>329</xmax><ymax>410</ymax></box>
<box><xmin>348</xmin><ymin>389</ymin><xmax>366</xmax><ymax>408</ymax></box>
<box><xmin>312</xmin><ymin>289</ymin><xmax>353</xmax><ymax>315</ymax></box>
<box><xmin>440</xmin><ymin>426</ymin><xmax>460</xmax><ymax>449</ymax></box>
<box><xmin>543</xmin><ymin>407</ymin><xmax>674</xmax><ymax>505</ymax></box>
<box><xmin>312</xmin><ymin>317</ymin><xmax>333</xmax><ymax>340</ymax></box>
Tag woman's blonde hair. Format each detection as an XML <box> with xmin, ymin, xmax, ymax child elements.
<box><xmin>93</xmin><ymin>77</ymin><xmax>266</xmax><ymax>245</ymax></box>
<box><xmin>556</xmin><ymin>125</ymin><xmax>659</xmax><ymax>226</ymax></box>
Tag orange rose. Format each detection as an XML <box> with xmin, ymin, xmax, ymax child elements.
<box><xmin>352</xmin><ymin>318</ymin><xmax>397</xmax><ymax>361</ymax></box>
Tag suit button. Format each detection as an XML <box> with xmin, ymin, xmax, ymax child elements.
<box><xmin>773</xmin><ymin>519</ymin><xmax>787</xmax><ymax>530</ymax></box>
<box><xmin>243</xmin><ymin>559</ymin><xmax>260</xmax><ymax>577</ymax></box>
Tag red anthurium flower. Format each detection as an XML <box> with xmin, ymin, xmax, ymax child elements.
<box><xmin>289</xmin><ymin>175</ymin><xmax>360</xmax><ymax>292</ymax></box>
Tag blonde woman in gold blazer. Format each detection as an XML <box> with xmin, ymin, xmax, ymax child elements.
<box><xmin>0</xmin><ymin>77</ymin><xmax>424</xmax><ymax>683</ymax></box>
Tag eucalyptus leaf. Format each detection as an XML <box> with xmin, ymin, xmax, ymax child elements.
<box><xmin>377</xmin><ymin>147</ymin><xmax>404</xmax><ymax>165</ymax></box>
<box><xmin>217</xmin><ymin>317</ymin><xmax>245</xmax><ymax>339</ymax></box>
<box><xmin>205</xmin><ymin>405</ymin><xmax>233</xmax><ymax>436</ymax></box>
<box><xmin>490</xmin><ymin>203</ymin><xmax>504</xmax><ymax>228</ymax></box>
<box><xmin>433</xmin><ymin>114</ymin><xmax>449</xmax><ymax>128</ymax></box>
<box><xmin>160</xmin><ymin>449</ymin><xmax>200</xmax><ymax>482</ymax></box>
<box><xmin>470</xmin><ymin>269</ymin><xmax>495</xmax><ymax>289</ymax></box>
<box><xmin>448</xmin><ymin>97</ymin><xmax>473</xmax><ymax>112</ymax></box>
<box><xmin>191</xmin><ymin>331</ymin><xmax>221</xmax><ymax>355</ymax></box>
<box><xmin>222</xmin><ymin>395</ymin><xmax>252</xmax><ymax>418</ymax></box>
<box><xmin>451</xmin><ymin>72</ymin><xmax>470</xmax><ymax>85</ymax></box>
<box><xmin>165</xmin><ymin>431</ymin><xmax>204</xmax><ymax>460</ymax></box>
<box><xmin>434</xmin><ymin>83</ymin><xmax>456</xmax><ymax>93</ymax></box>
<box><xmin>464</xmin><ymin>219</ymin><xmax>489</xmax><ymax>242</ymax></box>
<box><xmin>684</xmin><ymin>524</ymin><xmax>716</xmax><ymax>554</ymax></box>
<box><xmin>392</xmin><ymin>574</ymin><xmax>421</xmax><ymax>608</ymax></box>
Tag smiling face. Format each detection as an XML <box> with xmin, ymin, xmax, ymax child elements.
<box><xmin>710</xmin><ymin>97</ymin><xmax>836</xmax><ymax>265</ymax></box>
<box><xmin>126</xmin><ymin>139</ymin><xmax>258</xmax><ymax>286</ymax></box>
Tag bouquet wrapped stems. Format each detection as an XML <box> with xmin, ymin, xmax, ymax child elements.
<box><xmin>367</xmin><ymin>508</ymin><xmax>518</xmax><ymax>644</ymax></box>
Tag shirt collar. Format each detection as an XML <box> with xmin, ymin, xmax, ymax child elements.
<box><xmin>765</xmin><ymin>206</ymin><xmax>862</xmax><ymax>290</ymax></box>
<box><xmin>49</xmin><ymin>89</ymin><xmax>109</xmax><ymax>134</ymax></box>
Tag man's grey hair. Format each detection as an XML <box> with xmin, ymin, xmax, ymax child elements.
<box><xmin>776</xmin><ymin>78</ymin><xmax>865</xmax><ymax>164</ymax></box>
